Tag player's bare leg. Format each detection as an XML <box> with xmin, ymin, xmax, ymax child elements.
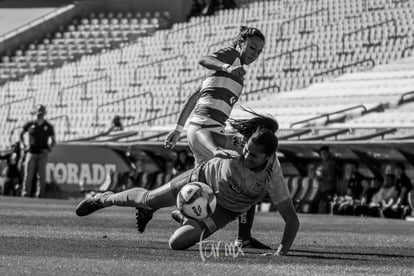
<box><xmin>76</xmin><ymin>169</ymin><xmax>195</xmax><ymax>232</ymax></box>
<box><xmin>169</xmin><ymin>205</ymin><xmax>238</xmax><ymax>250</ymax></box>
<box><xmin>75</xmin><ymin>184</ymin><xmax>177</xmax><ymax>233</ymax></box>
<box><xmin>169</xmin><ymin>220</ymin><xmax>206</xmax><ymax>250</ymax></box>
<box><xmin>406</xmin><ymin>192</ymin><xmax>414</xmax><ymax>221</ymax></box>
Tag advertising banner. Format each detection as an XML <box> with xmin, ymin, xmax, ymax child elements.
<box><xmin>46</xmin><ymin>144</ymin><xmax>132</xmax><ymax>192</ymax></box>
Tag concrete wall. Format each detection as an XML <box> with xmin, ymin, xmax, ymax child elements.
<box><xmin>0</xmin><ymin>4</ymin><xmax>78</xmax><ymax>56</ymax></box>
<box><xmin>90</xmin><ymin>0</ymin><xmax>192</xmax><ymax>23</ymax></box>
<box><xmin>0</xmin><ymin>0</ymin><xmax>192</xmax><ymax>56</ymax></box>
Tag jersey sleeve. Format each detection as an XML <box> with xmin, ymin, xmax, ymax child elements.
<box><xmin>209</xmin><ymin>47</ymin><xmax>239</xmax><ymax>65</ymax></box>
<box><xmin>267</xmin><ymin>157</ymin><xmax>291</xmax><ymax>205</ymax></box>
<box><xmin>402</xmin><ymin>176</ymin><xmax>413</xmax><ymax>191</ymax></box>
<box><xmin>22</xmin><ymin>121</ymin><xmax>31</xmax><ymax>132</ymax></box>
<box><xmin>49</xmin><ymin>122</ymin><xmax>55</xmax><ymax>137</ymax></box>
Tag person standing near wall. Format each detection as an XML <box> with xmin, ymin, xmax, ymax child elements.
<box><xmin>0</xmin><ymin>142</ymin><xmax>22</xmax><ymax>196</ymax></box>
<box><xmin>20</xmin><ymin>105</ymin><xmax>56</xmax><ymax>198</ymax></box>
<box><xmin>316</xmin><ymin>146</ymin><xmax>338</xmax><ymax>213</ymax></box>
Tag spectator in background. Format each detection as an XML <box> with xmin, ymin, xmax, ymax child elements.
<box><xmin>346</xmin><ymin>163</ymin><xmax>367</xmax><ymax>200</ymax></box>
<box><xmin>20</xmin><ymin>105</ymin><xmax>56</xmax><ymax>198</ymax></box>
<box><xmin>307</xmin><ymin>163</ymin><xmax>316</xmax><ymax>179</ymax></box>
<box><xmin>111</xmin><ymin>115</ymin><xmax>124</xmax><ymax>131</ymax></box>
<box><xmin>358</xmin><ymin>173</ymin><xmax>398</xmax><ymax>218</ymax></box>
<box><xmin>173</xmin><ymin>150</ymin><xmax>194</xmax><ymax>176</ymax></box>
<box><xmin>152</xmin><ymin>159</ymin><xmax>176</xmax><ymax>190</ymax></box>
<box><xmin>0</xmin><ymin>142</ymin><xmax>22</xmax><ymax>196</ymax></box>
<box><xmin>331</xmin><ymin>162</ymin><xmax>368</xmax><ymax>215</ymax></box>
<box><xmin>126</xmin><ymin>158</ymin><xmax>144</xmax><ymax>189</ymax></box>
<box><xmin>162</xmin><ymin>159</ymin><xmax>176</xmax><ymax>185</ymax></box>
<box><xmin>315</xmin><ymin>146</ymin><xmax>338</xmax><ymax>213</ymax></box>
<box><xmin>187</xmin><ymin>0</ymin><xmax>238</xmax><ymax>19</ymax></box>
<box><xmin>335</xmin><ymin>163</ymin><xmax>352</xmax><ymax>198</ymax></box>
<box><xmin>362</xmin><ymin>178</ymin><xmax>382</xmax><ymax>204</ymax></box>
<box><xmin>406</xmin><ymin>191</ymin><xmax>414</xmax><ymax>221</ymax></box>
<box><xmin>187</xmin><ymin>0</ymin><xmax>207</xmax><ymax>18</ymax></box>
<box><xmin>390</xmin><ymin>163</ymin><xmax>413</xmax><ymax>218</ymax></box>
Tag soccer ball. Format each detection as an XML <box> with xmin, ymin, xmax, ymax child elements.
<box><xmin>176</xmin><ymin>182</ymin><xmax>217</xmax><ymax>220</ymax></box>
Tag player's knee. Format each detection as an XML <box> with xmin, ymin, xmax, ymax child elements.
<box><xmin>168</xmin><ymin>222</ymin><xmax>204</xmax><ymax>250</ymax></box>
<box><xmin>168</xmin><ymin>233</ymin><xmax>194</xmax><ymax>250</ymax></box>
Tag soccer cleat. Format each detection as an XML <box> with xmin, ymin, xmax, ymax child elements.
<box><xmin>135</xmin><ymin>207</ymin><xmax>154</xmax><ymax>233</ymax></box>
<box><xmin>75</xmin><ymin>192</ymin><xmax>112</xmax><ymax>217</ymax></box>
<box><xmin>171</xmin><ymin>210</ymin><xmax>185</xmax><ymax>225</ymax></box>
<box><xmin>406</xmin><ymin>216</ymin><xmax>414</xmax><ymax>222</ymax></box>
<box><xmin>234</xmin><ymin>237</ymin><xmax>271</xmax><ymax>250</ymax></box>
<box><xmin>401</xmin><ymin>206</ymin><xmax>410</xmax><ymax>219</ymax></box>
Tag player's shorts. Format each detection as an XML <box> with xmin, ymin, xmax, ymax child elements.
<box><xmin>199</xmin><ymin>204</ymin><xmax>239</xmax><ymax>236</ymax></box>
<box><xmin>187</xmin><ymin>122</ymin><xmax>226</xmax><ymax>166</ymax></box>
<box><xmin>170</xmin><ymin>163</ymin><xmax>208</xmax><ymax>197</ymax></box>
<box><xmin>170</xmin><ymin>163</ymin><xmax>239</xmax><ymax>236</ymax></box>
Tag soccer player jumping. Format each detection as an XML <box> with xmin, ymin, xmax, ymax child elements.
<box><xmin>165</xmin><ymin>26</ymin><xmax>269</xmax><ymax>249</ymax></box>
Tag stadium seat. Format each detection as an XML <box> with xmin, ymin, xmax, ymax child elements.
<box><xmin>293</xmin><ymin>177</ymin><xmax>311</xmax><ymax>210</ymax></box>
<box><xmin>299</xmin><ymin>178</ymin><xmax>320</xmax><ymax>213</ymax></box>
<box><xmin>1</xmin><ymin>0</ymin><xmax>414</xmax><ymax>143</ymax></box>
<box><xmin>287</xmin><ymin>176</ymin><xmax>302</xmax><ymax>200</ymax></box>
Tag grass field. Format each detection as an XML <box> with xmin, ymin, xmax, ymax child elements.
<box><xmin>0</xmin><ymin>196</ymin><xmax>413</xmax><ymax>276</ymax></box>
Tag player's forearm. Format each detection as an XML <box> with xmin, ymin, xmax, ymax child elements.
<box><xmin>19</xmin><ymin>133</ymin><xmax>25</xmax><ymax>147</ymax></box>
<box><xmin>49</xmin><ymin>138</ymin><xmax>56</xmax><ymax>151</ymax></box>
<box><xmin>275</xmin><ymin>198</ymin><xmax>300</xmax><ymax>255</ymax></box>
<box><xmin>278</xmin><ymin>217</ymin><xmax>300</xmax><ymax>254</ymax></box>
<box><xmin>176</xmin><ymin>87</ymin><xmax>201</xmax><ymax>127</ymax></box>
<box><xmin>199</xmin><ymin>56</ymin><xmax>229</xmax><ymax>72</ymax></box>
<box><xmin>176</xmin><ymin>99</ymin><xmax>195</xmax><ymax>127</ymax></box>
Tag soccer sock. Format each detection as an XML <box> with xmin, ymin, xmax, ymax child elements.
<box><xmin>237</xmin><ymin>205</ymin><xmax>256</xmax><ymax>240</ymax></box>
<box><xmin>103</xmin><ymin>188</ymin><xmax>150</xmax><ymax>209</ymax></box>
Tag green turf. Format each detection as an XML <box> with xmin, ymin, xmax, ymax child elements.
<box><xmin>0</xmin><ymin>196</ymin><xmax>413</xmax><ymax>276</ymax></box>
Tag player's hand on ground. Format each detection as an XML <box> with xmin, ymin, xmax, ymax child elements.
<box><xmin>165</xmin><ymin>130</ymin><xmax>180</xmax><ymax>149</ymax></box>
<box><xmin>261</xmin><ymin>244</ymin><xmax>287</xmax><ymax>257</ymax></box>
<box><xmin>261</xmin><ymin>251</ymin><xmax>287</xmax><ymax>257</ymax></box>
<box><xmin>213</xmin><ymin>148</ymin><xmax>240</xmax><ymax>159</ymax></box>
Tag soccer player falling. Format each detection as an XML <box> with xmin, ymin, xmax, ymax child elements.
<box><xmin>76</xmin><ymin>112</ymin><xmax>299</xmax><ymax>255</ymax></box>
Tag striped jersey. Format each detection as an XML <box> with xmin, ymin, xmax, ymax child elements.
<box><xmin>201</xmin><ymin>155</ymin><xmax>291</xmax><ymax>213</ymax></box>
<box><xmin>190</xmin><ymin>47</ymin><xmax>244</xmax><ymax>127</ymax></box>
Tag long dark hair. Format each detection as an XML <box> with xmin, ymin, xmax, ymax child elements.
<box><xmin>232</xmin><ymin>26</ymin><xmax>265</xmax><ymax>48</ymax></box>
<box><xmin>228</xmin><ymin>107</ymin><xmax>278</xmax><ymax>156</ymax></box>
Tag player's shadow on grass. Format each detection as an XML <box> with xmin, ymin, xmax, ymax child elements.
<box><xmin>290</xmin><ymin>249</ymin><xmax>414</xmax><ymax>259</ymax></box>
<box><xmin>245</xmin><ymin>250</ymin><xmax>367</xmax><ymax>262</ymax></box>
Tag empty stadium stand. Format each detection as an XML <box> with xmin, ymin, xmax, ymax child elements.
<box><xmin>0</xmin><ymin>0</ymin><xmax>414</xmax><ymax>153</ymax></box>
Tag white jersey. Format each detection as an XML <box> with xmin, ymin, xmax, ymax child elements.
<box><xmin>202</xmin><ymin>155</ymin><xmax>291</xmax><ymax>213</ymax></box>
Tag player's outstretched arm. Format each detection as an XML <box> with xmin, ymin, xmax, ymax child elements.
<box><xmin>165</xmin><ymin>87</ymin><xmax>202</xmax><ymax>149</ymax></box>
<box><xmin>199</xmin><ymin>56</ymin><xmax>246</xmax><ymax>78</ymax></box>
<box><xmin>19</xmin><ymin>127</ymin><xmax>28</xmax><ymax>150</ymax></box>
<box><xmin>264</xmin><ymin>198</ymin><xmax>299</xmax><ymax>256</ymax></box>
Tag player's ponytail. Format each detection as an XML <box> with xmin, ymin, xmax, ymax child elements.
<box><xmin>250</xmin><ymin>128</ymin><xmax>279</xmax><ymax>156</ymax></box>
<box><xmin>228</xmin><ymin>107</ymin><xmax>279</xmax><ymax>156</ymax></box>
<box><xmin>228</xmin><ymin>107</ymin><xmax>278</xmax><ymax>138</ymax></box>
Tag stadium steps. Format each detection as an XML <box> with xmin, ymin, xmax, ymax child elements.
<box><xmin>1</xmin><ymin>0</ymin><xmax>414</xmax><ymax>147</ymax></box>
